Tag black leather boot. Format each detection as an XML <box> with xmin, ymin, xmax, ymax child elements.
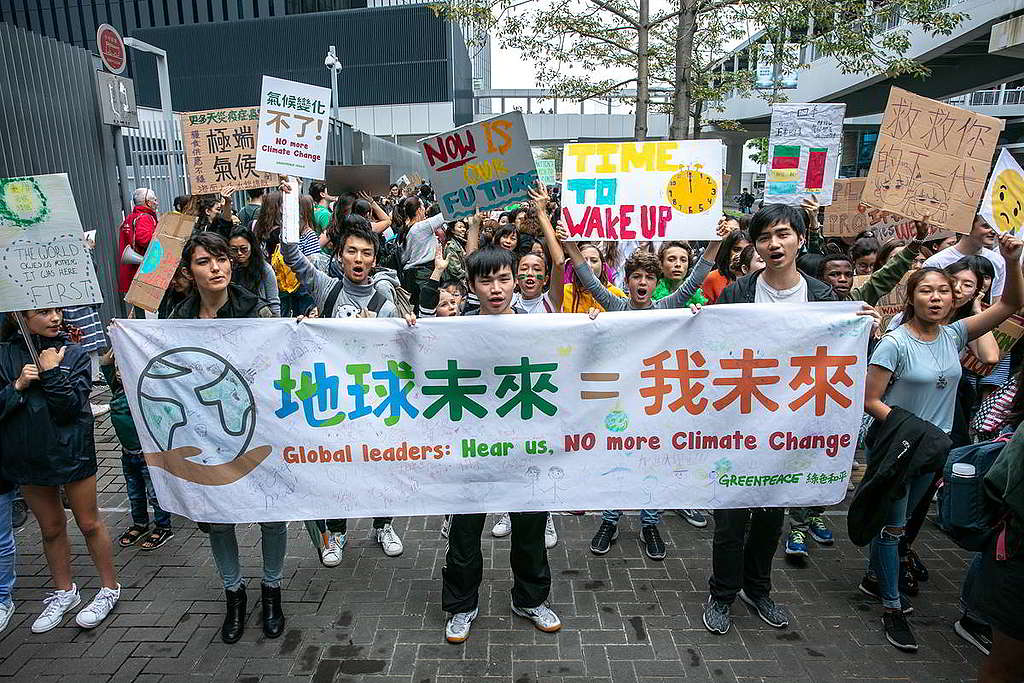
<box><xmin>261</xmin><ymin>583</ymin><xmax>285</xmax><ymax>638</ymax></box>
<box><xmin>221</xmin><ymin>585</ymin><xmax>246</xmax><ymax>644</ymax></box>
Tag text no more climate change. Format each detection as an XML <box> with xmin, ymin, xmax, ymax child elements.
<box><xmin>279</xmin><ymin>430</ymin><xmax>854</xmax><ymax>465</ymax></box>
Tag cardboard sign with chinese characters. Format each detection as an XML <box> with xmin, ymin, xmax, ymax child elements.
<box><xmin>765</xmin><ymin>103</ymin><xmax>845</xmax><ymax>206</ymax></box>
<box><xmin>109</xmin><ymin>305</ymin><xmax>870</xmax><ymax>522</ymax></box>
<box><xmin>180</xmin><ymin>107</ymin><xmax>276</xmax><ymax>195</ymax></box>
<box><xmin>255</xmin><ymin>76</ymin><xmax>331</xmax><ymax>180</ymax></box>
<box><xmin>853</xmin><ymin>271</ymin><xmax>909</xmax><ymax>331</ymax></box>
<box><xmin>418</xmin><ymin>111</ymin><xmax>537</xmax><ymax>220</ymax></box>
<box><xmin>863</xmin><ymin>88</ymin><xmax>1003</xmax><ymax>233</ymax></box>
<box><xmin>0</xmin><ymin>174</ymin><xmax>102</xmax><ymax>312</ymax></box>
<box><xmin>124</xmin><ymin>212</ymin><xmax>197</xmax><ymax>313</ymax></box>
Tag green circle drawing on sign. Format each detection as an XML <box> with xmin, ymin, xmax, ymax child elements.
<box><xmin>0</xmin><ymin>177</ymin><xmax>50</xmax><ymax>228</ymax></box>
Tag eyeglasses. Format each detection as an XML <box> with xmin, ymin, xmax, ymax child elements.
<box><xmin>230</xmin><ymin>245</ymin><xmax>251</xmax><ymax>255</ymax></box>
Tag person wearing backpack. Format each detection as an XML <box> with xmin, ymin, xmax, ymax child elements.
<box><xmin>861</xmin><ymin>230</ymin><xmax>1024</xmax><ymax>652</ymax></box>
<box><xmin>280</xmin><ymin>199</ymin><xmax>415</xmax><ymax>562</ymax></box>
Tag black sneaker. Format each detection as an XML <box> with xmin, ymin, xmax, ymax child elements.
<box><xmin>738</xmin><ymin>589</ymin><xmax>789</xmax><ymax>628</ymax></box>
<box><xmin>954</xmin><ymin>616</ymin><xmax>992</xmax><ymax>656</ymax></box>
<box><xmin>899</xmin><ymin>562</ymin><xmax>919</xmax><ymax>597</ymax></box>
<box><xmin>639</xmin><ymin>525</ymin><xmax>666</xmax><ymax>560</ymax></box>
<box><xmin>10</xmin><ymin>499</ymin><xmax>27</xmax><ymax>529</ymax></box>
<box><xmin>858</xmin><ymin>574</ymin><xmax>913</xmax><ymax>614</ymax></box>
<box><xmin>702</xmin><ymin>597</ymin><xmax>732</xmax><ymax>634</ymax></box>
<box><xmin>674</xmin><ymin>509</ymin><xmax>709</xmax><ymax>528</ymax></box>
<box><xmin>590</xmin><ymin>521</ymin><xmax>618</xmax><ymax>555</ymax></box>
<box><xmin>905</xmin><ymin>548</ymin><xmax>929</xmax><ymax>582</ymax></box>
<box><xmin>883</xmin><ymin>611</ymin><xmax>918</xmax><ymax>652</ymax></box>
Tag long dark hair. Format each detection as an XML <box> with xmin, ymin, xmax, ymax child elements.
<box><xmin>715</xmin><ymin>230</ymin><xmax>749</xmax><ymax>280</ymax></box>
<box><xmin>899</xmin><ymin>266</ymin><xmax>954</xmax><ymax>327</ymax></box>
<box><xmin>299</xmin><ymin>194</ymin><xmax>315</xmax><ymax>234</ymax></box>
<box><xmin>228</xmin><ymin>226</ymin><xmax>266</xmax><ymax>293</ymax></box>
<box><xmin>568</xmin><ymin>242</ymin><xmax>608</xmax><ymax>313</ymax></box>
<box><xmin>946</xmin><ymin>257</ymin><xmax>990</xmax><ymax>321</ymax></box>
<box><xmin>252</xmin><ymin>190</ymin><xmax>283</xmax><ymax>253</ymax></box>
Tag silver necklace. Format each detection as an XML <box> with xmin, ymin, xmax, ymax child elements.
<box><xmin>918</xmin><ymin>330</ymin><xmax>949</xmax><ymax>389</ymax></box>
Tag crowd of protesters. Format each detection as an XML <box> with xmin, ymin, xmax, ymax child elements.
<box><xmin>0</xmin><ymin>175</ymin><xmax>1021</xmax><ymax>683</ymax></box>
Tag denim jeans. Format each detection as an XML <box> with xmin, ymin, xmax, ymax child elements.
<box><xmin>208</xmin><ymin>522</ymin><xmax>287</xmax><ymax>591</ymax></box>
<box><xmin>959</xmin><ymin>553</ymin><xmax>988</xmax><ymax>623</ymax></box>
<box><xmin>0</xmin><ymin>491</ymin><xmax>15</xmax><ymax>607</ymax></box>
<box><xmin>602</xmin><ymin>509</ymin><xmax>660</xmax><ymax>526</ymax></box>
<box><xmin>867</xmin><ymin>467</ymin><xmax>934</xmax><ymax>610</ymax></box>
<box><xmin>121</xmin><ymin>449</ymin><xmax>171</xmax><ymax>529</ymax></box>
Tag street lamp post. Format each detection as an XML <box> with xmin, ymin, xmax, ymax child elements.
<box><xmin>123</xmin><ymin>37</ymin><xmax>181</xmax><ymax>196</ymax></box>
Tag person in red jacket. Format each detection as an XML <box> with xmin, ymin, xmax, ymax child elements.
<box><xmin>117</xmin><ymin>189</ymin><xmax>159</xmax><ymax>294</ymax></box>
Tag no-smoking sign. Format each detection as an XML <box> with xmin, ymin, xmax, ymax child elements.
<box><xmin>96</xmin><ymin>23</ymin><xmax>126</xmax><ymax>74</ymax></box>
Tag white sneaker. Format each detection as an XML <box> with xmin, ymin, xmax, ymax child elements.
<box><xmin>491</xmin><ymin>512</ymin><xmax>512</xmax><ymax>538</ymax></box>
<box><xmin>375</xmin><ymin>524</ymin><xmax>404</xmax><ymax>557</ymax></box>
<box><xmin>320</xmin><ymin>533</ymin><xmax>345</xmax><ymax>567</ymax></box>
<box><xmin>544</xmin><ymin>513</ymin><xmax>558</xmax><ymax>549</ymax></box>
<box><xmin>31</xmin><ymin>585</ymin><xmax>80</xmax><ymax>633</ymax></box>
<box><xmin>76</xmin><ymin>584</ymin><xmax>120</xmax><ymax>629</ymax></box>
<box><xmin>440</xmin><ymin>515</ymin><xmax>451</xmax><ymax>539</ymax></box>
<box><xmin>0</xmin><ymin>601</ymin><xmax>14</xmax><ymax>633</ymax></box>
<box><xmin>511</xmin><ymin>601</ymin><xmax>562</xmax><ymax>633</ymax></box>
<box><xmin>90</xmin><ymin>403</ymin><xmax>110</xmax><ymax>418</ymax></box>
<box><xmin>445</xmin><ymin>607</ymin><xmax>478</xmax><ymax>643</ymax></box>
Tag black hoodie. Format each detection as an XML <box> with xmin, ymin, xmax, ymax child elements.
<box><xmin>168</xmin><ymin>283</ymin><xmax>275</xmax><ymax>320</ymax></box>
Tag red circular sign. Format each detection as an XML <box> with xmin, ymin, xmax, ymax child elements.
<box><xmin>96</xmin><ymin>24</ymin><xmax>126</xmax><ymax>74</ymax></box>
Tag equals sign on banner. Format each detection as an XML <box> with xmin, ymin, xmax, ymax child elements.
<box><xmin>580</xmin><ymin>372</ymin><xmax>620</xmax><ymax>400</ymax></box>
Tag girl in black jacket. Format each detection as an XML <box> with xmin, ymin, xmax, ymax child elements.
<box><xmin>0</xmin><ymin>309</ymin><xmax>120</xmax><ymax>633</ymax></box>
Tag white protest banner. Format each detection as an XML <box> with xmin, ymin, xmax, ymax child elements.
<box><xmin>0</xmin><ymin>174</ymin><xmax>102</xmax><ymax>312</ymax></box>
<box><xmin>108</xmin><ymin>305</ymin><xmax>870</xmax><ymax>523</ymax></box>
<box><xmin>561</xmin><ymin>140</ymin><xmax>722</xmax><ymax>242</ymax></box>
<box><xmin>281</xmin><ymin>176</ymin><xmax>300</xmax><ymax>243</ymax></box>
<box><xmin>419</xmin><ymin>111</ymin><xmax>537</xmax><ymax>220</ymax></box>
<box><xmin>980</xmin><ymin>148</ymin><xmax>1024</xmax><ymax>235</ymax></box>
<box><xmin>765</xmin><ymin>103</ymin><xmax>845</xmax><ymax>206</ymax></box>
<box><xmin>255</xmin><ymin>76</ymin><xmax>331</xmax><ymax>180</ymax></box>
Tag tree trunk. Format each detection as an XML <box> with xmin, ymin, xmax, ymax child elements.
<box><xmin>669</xmin><ymin>0</ymin><xmax>698</xmax><ymax>140</ymax></box>
<box><xmin>691</xmin><ymin>100</ymin><xmax>703</xmax><ymax>140</ymax></box>
<box><xmin>634</xmin><ymin>0</ymin><xmax>650</xmax><ymax>141</ymax></box>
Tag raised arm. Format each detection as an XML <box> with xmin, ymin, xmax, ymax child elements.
<box><xmin>964</xmin><ymin>233</ymin><xmax>1023</xmax><ymax>341</ymax></box>
<box><xmin>564</xmin><ymin>241</ymin><xmax>627</xmax><ymax>311</ymax></box>
<box><xmin>466</xmin><ymin>210</ymin><xmax>483</xmax><ymax>256</ymax></box>
<box><xmin>529</xmin><ymin>183</ymin><xmax>565</xmax><ymax>310</ymax></box>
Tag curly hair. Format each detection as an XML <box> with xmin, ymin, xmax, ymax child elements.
<box><xmin>624</xmin><ymin>248</ymin><xmax>661</xmax><ymax>279</ymax></box>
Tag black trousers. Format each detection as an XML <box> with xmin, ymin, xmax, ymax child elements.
<box><xmin>325</xmin><ymin>517</ymin><xmax>392</xmax><ymax>534</ymax></box>
<box><xmin>442</xmin><ymin>512</ymin><xmax>551</xmax><ymax>614</ymax></box>
<box><xmin>709</xmin><ymin>507</ymin><xmax>784</xmax><ymax>604</ymax></box>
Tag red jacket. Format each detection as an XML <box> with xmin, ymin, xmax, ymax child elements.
<box><xmin>117</xmin><ymin>205</ymin><xmax>158</xmax><ymax>293</ymax></box>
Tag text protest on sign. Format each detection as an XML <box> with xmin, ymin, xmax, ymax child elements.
<box><xmin>181</xmin><ymin>107</ymin><xmax>276</xmax><ymax>195</ymax></box>
<box><xmin>255</xmin><ymin>76</ymin><xmax>331</xmax><ymax>180</ymax></box>
<box><xmin>108</xmin><ymin>305</ymin><xmax>870</xmax><ymax>523</ymax></box>
<box><xmin>823</xmin><ymin>178</ymin><xmax>868</xmax><ymax>237</ymax></box>
<box><xmin>765</xmin><ymin>103</ymin><xmax>845</xmax><ymax>206</ymax></box>
<box><xmin>124</xmin><ymin>213</ymin><xmax>197</xmax><ymax>313</ymax></box>
<box><xmin>0</xmin><ymin>174</ymin><xmax>102</xmax><ymax>313</ymax></box>
<box><xmin>863</xmin><ymin>87</ymin><xmax>1002</xmax><ymax>233</ymax></box>
<box><xmin>419</xmin><ymin>112</ymin><xmax>537</xmax><ymax>220</ymax></box>
<box><xmin>561</xmin><ymin>140</ymin><xmax>722</xmax><ymax>242</ymax></box>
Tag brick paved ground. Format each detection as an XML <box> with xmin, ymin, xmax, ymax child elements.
<box><xmin>0</xmin><ymin>389</ymin><xmax>985</xmax><ymax>682</ymax></box>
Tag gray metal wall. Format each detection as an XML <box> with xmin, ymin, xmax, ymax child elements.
<box><xmin>0</xmin><ymin>21</ymin><xmax>122</xmax><ymax>323</ymax></box>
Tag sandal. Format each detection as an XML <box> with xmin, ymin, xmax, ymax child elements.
<box><xmin>118</xmin><ymin>524</ymin><xmax>149</xmax><ymax>547</ymax></box>
<box><xmin>140</xmin><ymin>527</ymin><xmax>175</xmax><ymax>551</ymax></box>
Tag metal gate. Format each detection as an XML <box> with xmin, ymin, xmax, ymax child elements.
<box><xmin>0</xmin><ymin>22</ymin><xmax>123</xmax><ymax>323</ymax></box>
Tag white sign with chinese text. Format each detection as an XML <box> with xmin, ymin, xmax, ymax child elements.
<box><xmin>255</xmin><ymin>76</ymin><xmax>331</xmax><ymax>180</ymax></box>
<box><xmin>110</xmin><ymin>305</ymin><xmax>870</xmax><ymax>523</ymax></box>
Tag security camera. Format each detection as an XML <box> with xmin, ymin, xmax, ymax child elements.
<box><xmin>324</xmin><ymin>54</ymin><xmax>337</xmax><ymax>68</ymax></box>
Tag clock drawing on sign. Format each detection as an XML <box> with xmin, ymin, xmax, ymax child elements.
<box><xmin>666</xmin><ymin>164</ymin><xmax>718</xmax><ymax>215</ymax></box>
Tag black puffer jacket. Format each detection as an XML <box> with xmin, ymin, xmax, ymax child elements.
<box><xmin>0</xmin><ymin>333</ymin><xmax>95</xmax><ymax>487</ymax></box>
<box><xmin>168</xmin><ymin>283</ymin><xmax>275</xmax><ymax>320</ymax></box>
<box><xmin>847</xmin><ymin>406</ymin><xmax>951</xmax><ymax>546</ymax></box>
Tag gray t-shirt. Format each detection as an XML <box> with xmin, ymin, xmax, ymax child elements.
<box><xmin>869</xmin><ymin>319</ymin><xmax>968</xmax><ymax>433</ymax></box>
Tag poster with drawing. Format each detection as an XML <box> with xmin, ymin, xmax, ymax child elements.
<box><xmin>109</xmin><ymin>306</ymin><xmax>870</xmax><ymax>522</ymax></box>
<box><xmin>823</xmin><ymin>178</ymin><xmax>867</xmax><ymax>237</ymax></box>
<box><xmin>765</xmin><ymin>103</ymin><xmax>845</xmax><ymax>206</ymax></box>
<box><xmin>980</xmin><ymin>149</ymin><xmax>1024</xmax><ymax>235</ymax></box>
<box><xmin>124</xmin><ymin>212</ymin><xmax>197</xmax><ymax>313</ymax></box>
<box><xmin>0</xmin><ymin>174</ymin><xmax>102</xmax><ymax>312</ymax></box>
<box><xmin>863</xmin><ymin>88</ymin><xmax>1002</xmax><ymax>234</ymax></box>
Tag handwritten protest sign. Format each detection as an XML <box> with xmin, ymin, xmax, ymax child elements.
<box><xmin>536</xmin><ymin>159</ymin><xmax>557</xmax><ymax>185</ymax></box>
<box><xmin>109</xmin><ymin>305</ymin><xmax>869</xmax><ymax>522</ymax></box>
<box><xmin>561</xmin><ymin>140</ymin><xmax>722</xmax><ymax>241</ymax></box>
<box><xmin>765</xmin><ymin>103</ymin><xmax>845</xmax><ymax>206</ymax></box>
<box><xmin>863</xmin><ymin>88</ymin><xmax>1003</xmax><ymax>233</ymax></box>
<box><xmin>419</xmin><ymin>112</ymin><xmax>537</xmax><ymax>220</ymax></box>
<box><xmin>181</xmin><ymin>107</ymin><xmax>276</xmax><ymax>195</ymax></box>
<box><xmin>854</xmin><ymin>271</ymin><xmax>908</xmax><ymax>331</ymax></box>
<box><xmin>824</xmin><ymin>178</ymin><xmax>868</xmax><ymax>237</ymax></box>
<box><xmin>255</xmin><ymin>76</ymin><xmax>331</xmax><ymax>180</ymax></box>
<box><xmin>981</xmin><ymin>149</ymin><xmax>1024</xmax><ymax>235</ymax></box>
<box><xmin>124</xmin><ymin>213</ymin><xmax>197</xmax><ymax>312</ymax></box>
<box><xmin>0</xmin><ymin>174</ymin><xmax>102</xmax><ymax>312</ymax></box>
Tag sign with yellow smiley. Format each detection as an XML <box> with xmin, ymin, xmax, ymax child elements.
<box><xmin>981</xmin><ymin>149</ymin><xmax>1024</xmax><ymax>235</ymax></box>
